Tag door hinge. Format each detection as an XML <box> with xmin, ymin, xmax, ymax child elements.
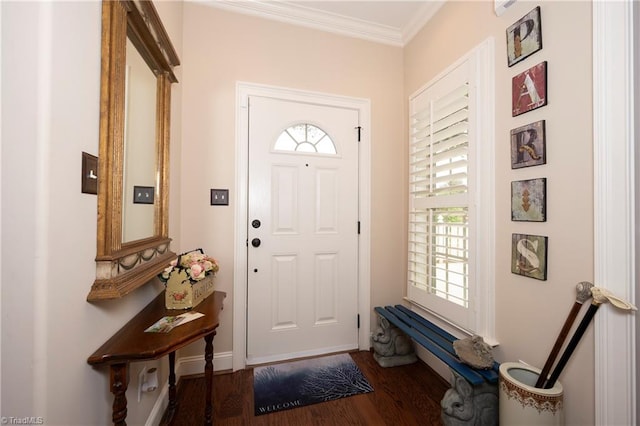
<box><xmin>355</xmin><ymin>126</ymin><xmax>361</xmax><ymax>142</ymax></box>
<box><xmin>357</xmin><ymin>221</ymin><xmax>361</xmax><ymax>234</ymax></box>
<box><xmin>357</xmin><ymin>314</ymin><xmax>360</xmax><ymax>329</ymax></box>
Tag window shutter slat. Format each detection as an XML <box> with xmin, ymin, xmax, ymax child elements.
<box><xmin>433</xmin><ymin>122</ymin><xmax>469</xmax><ymax>144</ymax></box>
<box><xmin>433</xmin><ymin>83</ymin><xmax>469</xmax><ymax>110</ymax></box>
<box><xmin>433</xmin><ymin>107</ymin><xmax>468</xmax><ymax>131</ymax></box>
<box><xmin>432</xmin><ymin>145</ymin><xmax>467</xmax><ymax>164</ymax></box>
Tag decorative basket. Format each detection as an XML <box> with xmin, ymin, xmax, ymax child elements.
<box><xmin>160</xmin><ymin>248</ymin><xmax>219</xmax><ymax>310</ymax></box>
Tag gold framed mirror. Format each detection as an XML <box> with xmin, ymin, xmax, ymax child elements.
<box><xmin>88</xmin><ymin>0</ymin><xmax>180</xmax><ymax>301</ymax></box>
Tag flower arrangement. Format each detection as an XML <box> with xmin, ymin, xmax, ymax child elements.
<box><xmin>159</xmin><ymin>248</ymin><xmax>219</xmax><ymax>284</ymax></box>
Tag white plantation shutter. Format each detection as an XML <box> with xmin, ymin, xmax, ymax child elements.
<box><xmin>409</xmin><ymin>66</ymin><xmax>470</xmax><ymax>311</ymax></box>
<box><xmin>407</xmin><ymin>42</ymin><xmax>495</xmax><ymax>334</ymax></box>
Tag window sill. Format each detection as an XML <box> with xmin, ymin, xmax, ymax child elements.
<box><xmin>402</xmin><ymin>296</ymin><xmax>500</xmax><ymax>347</ymax></box>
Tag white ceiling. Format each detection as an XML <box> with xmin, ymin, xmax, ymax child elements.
<box><xmin>202</xmin><ymin>1</ymin><xmax>445</xmax><ymax>46</ymax></box>
<box><xmin>282</xmin><ymin>1</ymin><xmax>436</xmax><ymax>30</ymax></box>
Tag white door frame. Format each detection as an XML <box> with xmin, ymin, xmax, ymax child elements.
<box><xmin>593</xmin><ymin>1</ymin><xmax>636</xmax><ymax>424</ymax></box>
<box><xmin>232</xmin><ymin>82</ymin><xmax>371</xmax><ymax>371</ymax></box>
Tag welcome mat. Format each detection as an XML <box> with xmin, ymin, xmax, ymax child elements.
<box><xmin>253</xmin><ymin>353</ymin><xmax>374</xmax><ymax>416</ymax></box>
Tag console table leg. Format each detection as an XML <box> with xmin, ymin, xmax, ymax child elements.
<box><xmin>204</xmin><ymin>332</ymin><xmax>215</xmax><ymax>426</ymax></box>
<box><xmin>110</xmin><ymin>363</ymin><xmax>128</xmax><ymax>426</ymax></box>
<box><xmin>167</xmin><ymin>351</ymin><xmax>177</xmax><ymax>418</ymax></box>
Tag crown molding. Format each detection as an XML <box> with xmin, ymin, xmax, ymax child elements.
<box><xmin>199</xmin><ymin>0</ymin><xmax>442</xmax><ymax>47</ymax></box>
<box><xmin>402</xmin><ymin>1</ymin><xmax>445</xmax><ymax>45</ymax></box>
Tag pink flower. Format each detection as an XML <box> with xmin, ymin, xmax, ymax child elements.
<box><xmin>189</xmin><ymin>263</ymin><xmax>205</xmax><ymax>280</ymax></box>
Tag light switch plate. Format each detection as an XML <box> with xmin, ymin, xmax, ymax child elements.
<box><xmin>133</xmin><ymin>186</ymin><xmax>155</xmax><ymax>204</ymax></box>
<box><xmin>210</xmin><ymin>189</ymin><xmax>229</xmax><ymax>206</ymax></box>
<box><xmin>81</xmin><ymin>152</ymin><xmax>98</xmax><ymax>194</ymax></box>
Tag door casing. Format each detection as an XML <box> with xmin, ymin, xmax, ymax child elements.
<box><xmin>233</xmin><ymin>82</ymin><xmax>371</xmax><ymax>371</ymax></box>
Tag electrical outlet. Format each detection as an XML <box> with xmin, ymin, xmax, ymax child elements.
<box><xmin>138</xmin><ymin>366</ymin><xmax>147</xmax><ymax>402</ymax></box>
<box><xmin>210</xmin><ymin>189</ymin><xmax>229</xmax><ymax>206</ymax></box>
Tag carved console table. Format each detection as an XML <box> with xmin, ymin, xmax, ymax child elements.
<box><xmin>88</xmin><ymin>291</ymin><xmax>226</xmax><ymax>426</ymax></box>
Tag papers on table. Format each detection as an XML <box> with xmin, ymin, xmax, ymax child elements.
<box><xmin>145</xmin><ymin>311</ymin><xmax>204</xmax><ymax>333</ymax></box>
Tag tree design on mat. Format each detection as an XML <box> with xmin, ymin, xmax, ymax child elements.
<box><xmin>300</xmin><ymin>361</ymin><xmax>373</xmax><ymax>401</ymax></box>
<box><xmin>254</xmin><ymin>366</ymin><xmax>281</xmax><ymax>388</ymax></box>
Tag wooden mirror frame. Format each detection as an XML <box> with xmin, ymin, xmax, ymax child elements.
<box><xmin>88</xmin><ymin>0</ymin><xmax>180</xmax><ymax>301</ymax></box>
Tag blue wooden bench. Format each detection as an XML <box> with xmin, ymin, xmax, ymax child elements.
<box><xmin>374</xmin><ymin>305</ymin><xmax>499</xmax><ymax>384</ymax></box>
<box><xmin>374</xmin><ymin>305</ymin><xmax>499</xmax><ymax>425</ymax></box>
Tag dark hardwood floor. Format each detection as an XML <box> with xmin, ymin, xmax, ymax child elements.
<box><xmin>166</xmin><ymin>350</ymin><xmax>449</xmax><ymax>425</ymax></box>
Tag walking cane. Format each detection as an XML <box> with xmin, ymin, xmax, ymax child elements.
<box><xmin>543</xmin><ymin>287</ymin><xmax>637</xmax><ymax>389</ymax></box>
<box><xmin>534</xmin><ymin>281</ymin><xmax>593</xmax><ymax>388</ymax></box>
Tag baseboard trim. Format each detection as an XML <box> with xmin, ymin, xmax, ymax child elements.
<box><xmin>177</xmin><ymin>351</ymin><xmax>234</xmax><ymax>376</ymax></box>
<box><xmin>145</xmin><ymin>351</ymin><xmax>234</xmax><ymax>425</ymax></box>
<box><xmin>145</xmin><ymin>385</ymin><xmax>169</xmax><ymax>426</ymax></box>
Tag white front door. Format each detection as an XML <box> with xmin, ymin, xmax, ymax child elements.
<box><xmin>246</xmin><ymin>95</ymin><xmax>360</xmax><ymax>365</ymax></box>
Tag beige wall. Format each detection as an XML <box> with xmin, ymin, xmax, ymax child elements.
<box><xmin>178</xmin><ymin>4</ymin><xmax>406</xmax><ymax>355</ymax></box>
<box><xmin>1</xmin><ymin>1</ymin><xmax>598</xmax><ymax>425</ymax></box>
<box><xmin>1</xmin><ymin>1</ymin><xmax>183</xmax><ymax>424</ymax></box>
<box><xmin>405</xmin><ymin>1</ymin><xmax>594</xmax><ymax>424</ymax></box>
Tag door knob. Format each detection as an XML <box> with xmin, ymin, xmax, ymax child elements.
<box><xmin>251</xmin><ymin>238</ymin><xmax>261</xmax><ymax>247</ymax></box>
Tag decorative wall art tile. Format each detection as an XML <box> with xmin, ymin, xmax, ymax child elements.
<box><xmin>507</xmin><ymin>6</ymin><xmax>542</xmax><ymax>67</ymax></box>
<box><xmin>511</xmin><ymin>120</ymin><xmax>546</xmax><ymax>169</ymax></box>
<box><xmin>511</xmin><ymin>178</ymin><xmax>546</xmax><ymax>222</ymax></box>
<box><xmin>511</xmin><ymin>233</ymin><xmax>548</xmax><ymax>281</ymax></box>
<box><xmin>512</xmin><ymin>61</ymin><xmax>547</xmax><ymax>116</ymax></box>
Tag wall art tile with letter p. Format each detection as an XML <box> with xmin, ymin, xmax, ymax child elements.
<box><xmin>506</xmin><ymin>6</ymin><xmax>542</xmax><ymax>67</ymax></box>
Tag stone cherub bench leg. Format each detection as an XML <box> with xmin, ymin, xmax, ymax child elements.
<box><xmin>372</xmin><ymin>315</ymin><xmax>417</xmax><ymax>367</ymax></box>
<box><xmin>441</xmin><ymin>370</ymin><xmax>498</xmax><ymax>426</ymax></box>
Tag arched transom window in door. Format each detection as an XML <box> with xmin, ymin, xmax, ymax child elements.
<box><xmin>274</xmin><ymin>123</ymin><xmax>337</xmax><ymax>154</ymax></box>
